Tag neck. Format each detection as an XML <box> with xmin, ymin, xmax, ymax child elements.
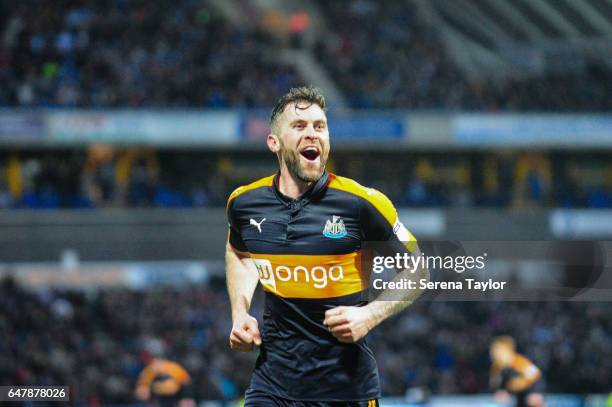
<box><xmin>278</xmin><ymin>168</ymin><xmax>314</xmax><ymax>199</ymax></box>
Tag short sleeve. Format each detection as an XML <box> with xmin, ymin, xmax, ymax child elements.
<box><xmin>360</xmin><ymin>188</ymin><xmax>417</xmax><ymax>253</ymax></box>
<box><xmin>226</xmin><ymin>197</ymin><xmax>248</xmax><ymax>252</ymax></box>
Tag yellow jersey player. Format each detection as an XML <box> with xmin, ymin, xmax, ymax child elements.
<box><xmin>225</xmin><ymin>86</ymin><xmax>427</xmax><ymax>406</ymax></box>
<box><xmin>135</xmin><ymin>356</ymin><xmax>195</xmax><ymax>407</ymax></box>
<box><xmin>490</xmin><ymin>336</ymin><xmax>544</xmax><ymax>407</ymax></box>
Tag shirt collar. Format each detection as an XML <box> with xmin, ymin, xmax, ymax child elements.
<box><xmin>273</xmin><ymin>170</ymin><xmax>329</xmax><ymax>207</ymax></box>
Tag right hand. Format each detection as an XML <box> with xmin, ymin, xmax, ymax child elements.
<box><xmin>135</xmin><ymin>386</ymin><xmax>150</xmax><ymax>401</ymax></box>
<box><xmin>229</xmin><ymin>313</ymin><xmax>262</xmax><ymax>352</ymax></box>
<box><xmin>494</xmin><ymin>390</ymin><xmax>511</xmax><ymax>404</ymax></box>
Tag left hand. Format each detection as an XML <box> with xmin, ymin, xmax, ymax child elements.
<box><xmin>323</xmin><ymin>306</ymin><xmax>375</xmax><ymax>343</ymax></box>
<box><xmin>178</xmin><ymin>399</ymin><xmax>196</xmax><ymax>407</ymax></box>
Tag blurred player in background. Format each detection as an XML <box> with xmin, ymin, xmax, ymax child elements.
<box><xmin>490</xmin><ymin>336</ymin><xmax>544</xmax><ymax>407</ymax></box>
<box><xmin>135</xmin><ymin>354</ymin><xmax>195</xmax><ymax>407</ymax></box>
<box><xmin>225</xmin><ymin>86</ymin><xmax>427</xmax><ymax>406</ymax></box>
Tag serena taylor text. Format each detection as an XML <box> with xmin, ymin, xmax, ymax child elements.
<box><xmin>372</xmin><ymin>278</ymin><xmax>507</xmax><ymax>291</ymax></box>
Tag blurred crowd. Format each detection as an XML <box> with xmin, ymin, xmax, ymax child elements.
<box><xmin>0</xmin><ymin>147</ymin><xmax>221</xmax><ymax>209</ymax></box>
<box><xmin>1</xmin><ymin>0</ymin><xmax>610</xmax><ymax>111</ymax></box>
<box><xmin>315</xmin><ymin>0</ymin><xmax>612</xmax><ymax>111</ymax></box>
<box><xmin>314</xmin><ymin>0</ymin><xmax>462</xmax><ymax>110</ymax></box>
<box><xmin>373</xmin><ymin>300</ymin><xmax>611</xmax><ymax>395</ymax></box>
<box><xmin>0</xmin><ymin>0</ymin><xmax>298</xmax><ymax>108</ymax></box>
<box><xmin>0</xmin><ymin>149</ymin><xmax>611</xmax><ymax>209</ymax></box>
<box><xmin>1</xmin><ymin>276</ymin><xmax>609</xmax><ymax>404</ymax></box>
<box><xmin>0</xmin><ymin>277</ymin><xmax>249</xmax><ymax>404</ymax></box>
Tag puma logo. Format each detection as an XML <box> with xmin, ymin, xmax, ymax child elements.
<box><xmin>249</xmin><ymin>218</ymin><xmax>266</xmax><ymax>233</ymax></box>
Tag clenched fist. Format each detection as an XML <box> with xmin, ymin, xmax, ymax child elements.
<box><xmin>229</xmin><ymin>313</ymin><xmax>261</xmax><ymax>351</ymax></box>
<box><xmin>323</xmin><ymin>306</ymin><xmax>376</xmax><ymax>343</ymax></box>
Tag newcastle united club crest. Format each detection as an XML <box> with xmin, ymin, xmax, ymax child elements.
<box><xmin>323</xmin><ymin>215</ymin><xmax>347</xmax><ymax>239</ymax></box>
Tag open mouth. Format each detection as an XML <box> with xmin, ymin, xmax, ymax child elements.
<box><xmin>300</xmin><ymin>146</ymin><xmax>320</xmax><ymax>162</ymax></box>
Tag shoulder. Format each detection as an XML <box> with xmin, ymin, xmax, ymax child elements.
<box><xmin>327</xmin><ymin>173</ymin><xmax>396</xmax><ymax>224</ymax></box>
<box><xmin>513</xmin><ymin>354</ymin><xmax>535</xmax><ymax>369</ymax></box>
<box><xmin>226</xmin><ymin>174</ymin><xmax>275</xmax><ymax>209</ymax></box>
<box><xmin>513</xmin><ymin>354</ymin><xmax>541</xmax><ymax>378</ymax></box>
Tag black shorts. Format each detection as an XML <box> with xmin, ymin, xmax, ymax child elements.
<box><xmin>244</xmin><ymin>389</ymin><xmax>379</xmax><ymax>407</ymax></box>
<box><xmin>514</xmin><ymin>391</ymin><xmax>529</xmax><ymax>407</ymax></box>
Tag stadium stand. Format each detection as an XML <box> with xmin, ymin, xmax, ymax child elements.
<box><xmin>1</xmin><ymin>150</ymin><xmax>611</xmax><ymax>209</ymax></box>
<box><xmin>0</xmin><ymin>0</ymin><xmax>299</xmax><ymax>107</ymax></box>
<box><xmin>314</xmin><ymin>0</ymin><xmax>612</xmax><ymax>110</ymax></box>
<box><xmin>1</xmin><ymin>1</ymin><xmax>611</xmax><ymax>406</ymax></box>
<box><xmin>1</xmin><ymin>0</ymin><xmax>611</xmax><ymax>110</ymax></box>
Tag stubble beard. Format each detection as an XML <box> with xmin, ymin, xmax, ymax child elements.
<box><xmin>281</xmin><ymin>147</ymin><xmax>327</xmax><ymax>183</ymax></box>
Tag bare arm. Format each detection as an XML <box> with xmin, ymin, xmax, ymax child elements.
<box><xmin>324</xmin><ymin>245</ymin><xmax>429</xmax><ymax>342</ymax></box>
<box><xmin>226</xmin><ymin>242</ymin><xmax>258</xmax><ymax>318</ymax></box>
<box><xmin>489</xmin><ymin>364</ymin><xmax>502</xmax><ymax>390</ymax></box>
<box><xmin>134</xmin><ymin>364</ymin><xmax>154</xmax><ymax>401</ymax></box>
<box><xmin>364</xmin><ymin>245</ymin><xmax>429</xmax><ymax>327</ymax></box>
<box><xmin>226</xmin><ymin>242</ymin><xmax>261</xmax><ymax>351</ymax></box>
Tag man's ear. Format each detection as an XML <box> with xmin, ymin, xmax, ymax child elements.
<box><xmin>267</xmin><ymin>133</ymin><xmax>281</xmax><ymax>153</ymax></box>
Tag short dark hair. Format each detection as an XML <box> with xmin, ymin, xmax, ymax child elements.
<box><xmin>270</xmin><ymin>86</ymin><xmax>326</xmax><ymax>133</ymax></box>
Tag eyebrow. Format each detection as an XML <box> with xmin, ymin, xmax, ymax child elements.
<box><xmin>289</xmin><ymin>119</ymin><xmax>327</xmax><ymax>125</ymax></box>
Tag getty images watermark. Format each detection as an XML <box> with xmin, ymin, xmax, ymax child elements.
<box><xmin>362</xmin><ymin>241</ymin><xmax>611</xmax><ymax>302</ymax></box>
<box><xmin>370</xmin><ymin>251</ymin><xmax>507</xmax><ymax>292</ymax></box>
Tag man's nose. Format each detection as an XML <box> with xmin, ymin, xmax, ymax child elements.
<box><xmin>303</xmin><ymin>124</ymin><xmax>318</xmax><ymax>139</ymax></box>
